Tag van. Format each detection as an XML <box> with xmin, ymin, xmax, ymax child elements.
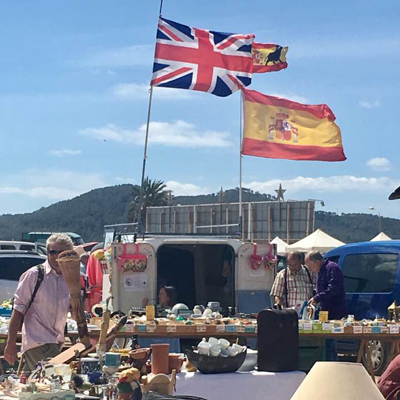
<box><xmin>21</xmin><ymin>232</ymin><xmax>84</xmax><ymax>246</ymax></box>
<box><xmin>0</xmin><ymin>250</ymin><xmax>47</xmax><ymax>303</ymax></box>
<box><xmin>106</xmin><ymin>237</ymin><xmax>276</xmax><ymax>316</ymax></box>
<box><xmin>325</xmin><ymin>240</ymin><xmax>400</xmax><ymax>374</ymax></box>
<box><xmin>0</xmin><ymin>240</ymin><xmax>46</xmax><ymax>255</ymax></box>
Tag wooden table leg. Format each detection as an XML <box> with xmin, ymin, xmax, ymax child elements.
<box><xmin>358</xmin><ymin>339</ymin><xmax>376</xmax><ymax>382</ymax></box>
<box><xmin>365</xmin><ymin>341</ymin><xmax>376</xmax><ymax>382</ymax></box>
<box><xmin>357</xmin><ymin>340</ymin><xmax>365</xmax><ymax>363</ymax></box>
<box><xmin>389</xmin><ymin>342</ymin><xmax>396</xmax><ymax>363</ymax></box>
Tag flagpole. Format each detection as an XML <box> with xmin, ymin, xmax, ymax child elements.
<box><xmin>137</xmin><ymin>87</ymin><xmax>154</xmax><ymax>235</ymax></box>
<box><xmin>239</xmin><ymin>91</ymin><xmax>244</xmax><ymax>240</ymax></box>
<box><xmin>137</xmin><ymin>2</ymin><xmax>163</xmax><ymax>235</ymax></box>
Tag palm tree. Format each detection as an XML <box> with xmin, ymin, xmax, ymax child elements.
<box><xmin>129</xmin><ymin>178</ymin><xmax>169</xmax><ymax>225</ymax></box>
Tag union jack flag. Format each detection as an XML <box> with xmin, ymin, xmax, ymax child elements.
<box><xmin>151</xmin><ymin>17</ymin><xmax>255</xmax><ymax>97</ymax></box>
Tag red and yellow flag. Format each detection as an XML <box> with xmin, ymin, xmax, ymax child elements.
<box><xmin>241</xmin><ymin>89</ymin><xmax>346</xmax><ymax>161</ymax></box>
<box><xmin>252</xmin><ymin>43</ymin><xmax>288</xmax><ymax>73</ymax></box>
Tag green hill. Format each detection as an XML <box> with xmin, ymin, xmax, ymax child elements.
<box><xmin>0</xmin><ymin>184</ymin><xmax>398</xmax><ymax>243</ymax></box>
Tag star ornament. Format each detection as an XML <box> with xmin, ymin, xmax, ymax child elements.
<box><xmin>275</xmin><ymin>184</ymin><xmax>286</xmax><ymax>201</ymax></box>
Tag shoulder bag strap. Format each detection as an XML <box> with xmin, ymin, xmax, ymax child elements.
<box><xmin>304</xmin><ymin>265</ymin><xmax>313</xmax><ymax>286</ymax></box>
<box><xmin>284</xmin><ymin>267</ymin><xmax>288</xmax><ymax>307</ymax></box>
<box><xmin>25</xmin><ymin>264</ymin><xmax>45</xmax><ymax>314</ymax></box>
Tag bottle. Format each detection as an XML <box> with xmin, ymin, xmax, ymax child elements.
<box><xmin>130</xmin><ymin>333</ymin><xmax>140</xmax><ymax>350</ymax></box>
<box><xmin>19</xmin><ymin>374</ymin><xmax>27</xmax><ymax>385</ymax></box>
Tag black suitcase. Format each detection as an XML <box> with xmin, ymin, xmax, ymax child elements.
<box><xmin>257</xmin><ymin>308</ymin><xmax>299</xmax><ymax>372</ymax></box>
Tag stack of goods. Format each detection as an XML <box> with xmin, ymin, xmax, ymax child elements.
<box><xmin>185</xmin><ymin>337</ymin><xmax>247</xmax><ymax>374</ymax></box>
<box><xmin>127</xmin><ymin>312</ymin><xmax>257</xmax><ymax>336</ymax></box>
<box><xmin>298</xmin><ymin>312</ymin><xmax>400</xmax><ymax>335</ymax></box>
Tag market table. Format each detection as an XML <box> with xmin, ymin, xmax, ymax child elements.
<box><xmin>175</xmin><ymin>370</ymin><xmax>306</xmax><ymax>400</ymax></box>
<box><xmin>3</xmin><ymin>329</ymin><xmax>400</xmax><ymax>380</ymax></box>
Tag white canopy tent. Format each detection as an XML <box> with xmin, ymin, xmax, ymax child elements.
<box><xmin>270</xmin><ymin>236</ymin><xmax>288</xmax><ymax>256</ymax></box>
<box><xmin>370</xmin><ymin>232</ymin><xmax>392</xmax><ymax>241</ymax></box>
<box><xmin>286</xmin><ymin>229</ymin><xmax>345</xmax><ymax>254</ymax></box>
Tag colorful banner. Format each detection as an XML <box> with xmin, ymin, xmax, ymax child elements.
<box><xmin>252</xmin><ymin>43</ymin><xmax>288</xmax><ymax>73</ymax></box>
<box><xmin>241</xmin><ymin>89</ymin><xmax>346</xmax><ymax>161</ymax></box>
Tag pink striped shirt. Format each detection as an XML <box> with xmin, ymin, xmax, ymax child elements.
<box><xmin>13</xmin><ymin>261</ymin><xmax>70</xmax><ymax>353</ymax></box>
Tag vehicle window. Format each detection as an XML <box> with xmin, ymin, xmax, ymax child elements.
<box><xmin>342</xmin><ymin>253</ymin><xmax>398</xmax><ymax>293</ymax></box>
<box><xmin>277</xmin><ymin>256</ymin><xmax>287</xmax><ymax>273</ymax></box>
<box><xmin>0</xmin><ymin>257</ymin><xmax>43</xmax><ymax>280</ymax></box>
<box><xmin>20</xmin><ymin>245</ymin><xmax>35</xmax><ymax>251</ymax></box>
<box><xmin>36</xmin><ymin>245</ymin><xmax>47</xmax><ymax>255</ymax></box>
<box><xmin>327</xmin><ymin>255</ymin><xmax>340</xmax><ymax>264</ymax></box>
<box><xmin>0</xmin><ymin>245</ymin><xmax>16</xmax><ymax>250</ymax></box>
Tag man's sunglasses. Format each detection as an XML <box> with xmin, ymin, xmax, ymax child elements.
<box><xmin>48</xmin><ymin>249</ymin><xmax>64</xmax><ymax>256</ymax></box>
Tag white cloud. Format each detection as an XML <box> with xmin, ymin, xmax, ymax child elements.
<box><xmin>73</xmin><ymin>45</ymin><xmax>154</xmax><ymax>67</ymax></box>
<box><xmin>0</xmin><ymin>187</ymin><xmax>23</xmax><ymax>195</ymax></box>
<box><xmin>245</xmin><ymin>175</ymin><xmax>400</xmax><ymax>194</ymax></box>
<box><xmin>359</xmin><ymin>100</ymin><xmax>381</xmax><ymax>109</ymax></box>
<box><xmin>0</xmin><ymin>170</ymin><xmax>107</xmax><ymax>201</ymax></box>
<box><xmin>80</xmin><ymin>121</ymin><xmax>232</xmax><ymax>148</ymax></box>
<box><xmin>112</xmin><ymin>83</ymin><xmax>195</xmax><ymax>100</ymax></box>
<box><xmin>366</xmin><ymin>157</ymin><xmax>392</xmax><ymax>172</ymax></box>
<box><xmin>165</xmin><ymin>181</ymin><xmax>208</xmax><ymax>196</ymax></box>
<box><xmin>269</xmin><ymin>92</ymin><xmax>309</xmax><ymax>104</ymax></box>
<box><xmin>49</xmin><ymin>149</ymin><xmax>82</xmax><ymax>157</ymax></box>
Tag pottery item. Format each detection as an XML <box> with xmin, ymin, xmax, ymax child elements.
<box><xmin>104</xmin><ymin>352</ymin><xmax>121</xmax><ymax>367</ymax></box>
<box><xmin>218</xmin><ymin>338</ymin><xmax>230</xmax><ymax>349</ymax></box>
<box><xmin>198</xmin><ymin>342</ymin><xmax>211</xmax><ymax>356</ymax></box>
<box><xmin>80</xmin><ymin>357</ymin><xmax>101</xmax><ymax>374</ymax></box>
<box><xmin>185</xmin><ymin>348</ymin><xmax>247</xmax><ymax>374</ymax></box>
<box><xmin>208</xmin><ymin>337</ymin><xmax>219</xmax><ymax>346</ymax></box>
<box><xmin>151</xmin><ymin>344</ymin><xmax>170</xmax><ymax>375</ymax></box>
<box><xmin>232</xmin><ymin>344</ymin><xmax>245</xmax><ymax>353</ymax></box>
<box><xmin>129</xmin><ymin>348</ymin><xmax>152</xmax><ymax>370</ymax></box>
<box><xmin>168</xmin><ymin>353</ymin><xmax>184</xmax><ymax>373</ymax></box>
<box><xmin>210</xmin><ymin>346</ymin><xmax>221</xmax><ymax>357</ymax></box>
<box><xmin>227</xmin><ymin>346</ymin><xmax>238</xmax><ymax>357</ymax></box>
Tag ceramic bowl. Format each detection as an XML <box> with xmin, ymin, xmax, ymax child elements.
<box><xmin>185</xmin><ymin>348</ymin><xmax>247</xmax><ymax>374</ymax></box>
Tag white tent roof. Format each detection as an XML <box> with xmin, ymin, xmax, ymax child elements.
<box><xmin>286</xmin><ymin>229</ymin><xmax>345</xmax><ymax>253</ymax></box>
<box><xmin>270</xmin><ymin>236</ymin><xmax>288</xmax><ymax>256</ymax></box>
<box><xmin>370</xmin><ymin>232</ymin><xmax>392</xmax><ymax>241</ymax></box>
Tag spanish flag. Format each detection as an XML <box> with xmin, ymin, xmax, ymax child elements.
<box><xmin>241</xmin><ymin>89</ymin><xmax>346</xmax><ymax>162</ymax></box>
<box><xmin>252</xmin><ymin>43</ymin><xmax>288</xmax><ymax>73</ymax></box>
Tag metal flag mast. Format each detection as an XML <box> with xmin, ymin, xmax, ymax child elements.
<box><xmin>239</xmin><ymin>90</ymin><xmax>244</xmax><ymax>240</ymax></box>
<box><xmin>136</xmin><ymin>0</ymin><xmax>164</xmax><ymax>235</ymax></box>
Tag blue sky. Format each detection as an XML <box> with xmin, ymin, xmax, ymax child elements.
<box><xmin>1</xmin><ymin>0</ymin><xmax>400</xmax><ymax>222</ymax></box>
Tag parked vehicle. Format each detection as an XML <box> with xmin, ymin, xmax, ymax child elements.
<box><xmin>325</xmin><ymin>240</ymin><xmax>400</xmax><ymax>374</ymax></box>
<box><xmin>21</xmin><ymin>232</ymin><xmax>84</xmax><ymax>246</ymax></box>
<box><xmin>0</xmin><ymin>250</ymin><xmax>47</xmax><ymax>303</ymax></box>
<box><xmin>106</xmin><ymin>237</ymin><xmax>276</xmax><ymax>316</ymax></box>
<box><xmin>0</xmin><ymin>240</ymin><xmax>46</xmax><ymax>255</ymax></box>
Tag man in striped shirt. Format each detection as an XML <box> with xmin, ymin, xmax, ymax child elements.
<box><xmin>270</xmin><ymin>251</ymin><xmax>315</xmax><ymax>308</ymax></box>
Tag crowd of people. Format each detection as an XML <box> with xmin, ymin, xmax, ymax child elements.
<box><xmin>4</xmin><ymin>234</ymin><xmax>400</xmax><ymax>399</ymax></box>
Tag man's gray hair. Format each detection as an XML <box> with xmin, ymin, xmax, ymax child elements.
<box><xmin>306</xmin><ymin>250</ymin><xmax>324</xmax><ymax>262</ymax></box>
<box><xmin>46</xmin><ymin>233</ymin><xmax>74</xmax><ymax>250</ymax></box>
<box><xmin>287</xmin><ymin>250</ymin><xmax>302</xmax><ymax>262</ymax></box>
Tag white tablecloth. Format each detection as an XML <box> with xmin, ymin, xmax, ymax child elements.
<box><xmin>175</xmin><ymin>370</ymin><xmax>306</xmax><ymax>400</ymax></box>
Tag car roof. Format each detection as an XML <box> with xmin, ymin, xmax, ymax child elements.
<box><xmin>0</xmin><ymin>250</ymin><xmax>46</xmax><ymax>258</ymax></box>
<box><xmin>325</xmin><ymin>240</ymin><xmax>400</xmax><ymax>257</ymax></box>
<box><xmin>0</xmin><ymin>240</ymin><xmax>37</xmax><ymax>246</ymax></box>
<box><xmin>28</xmin><ymin>231</ymin><xmax>81</xmax><ymax>238</ymax></box>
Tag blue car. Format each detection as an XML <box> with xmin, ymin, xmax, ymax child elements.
<box><xmin>325</xmin><ymin>240</ymin><xmax>400</xmax><ymax>374</ymax></box>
